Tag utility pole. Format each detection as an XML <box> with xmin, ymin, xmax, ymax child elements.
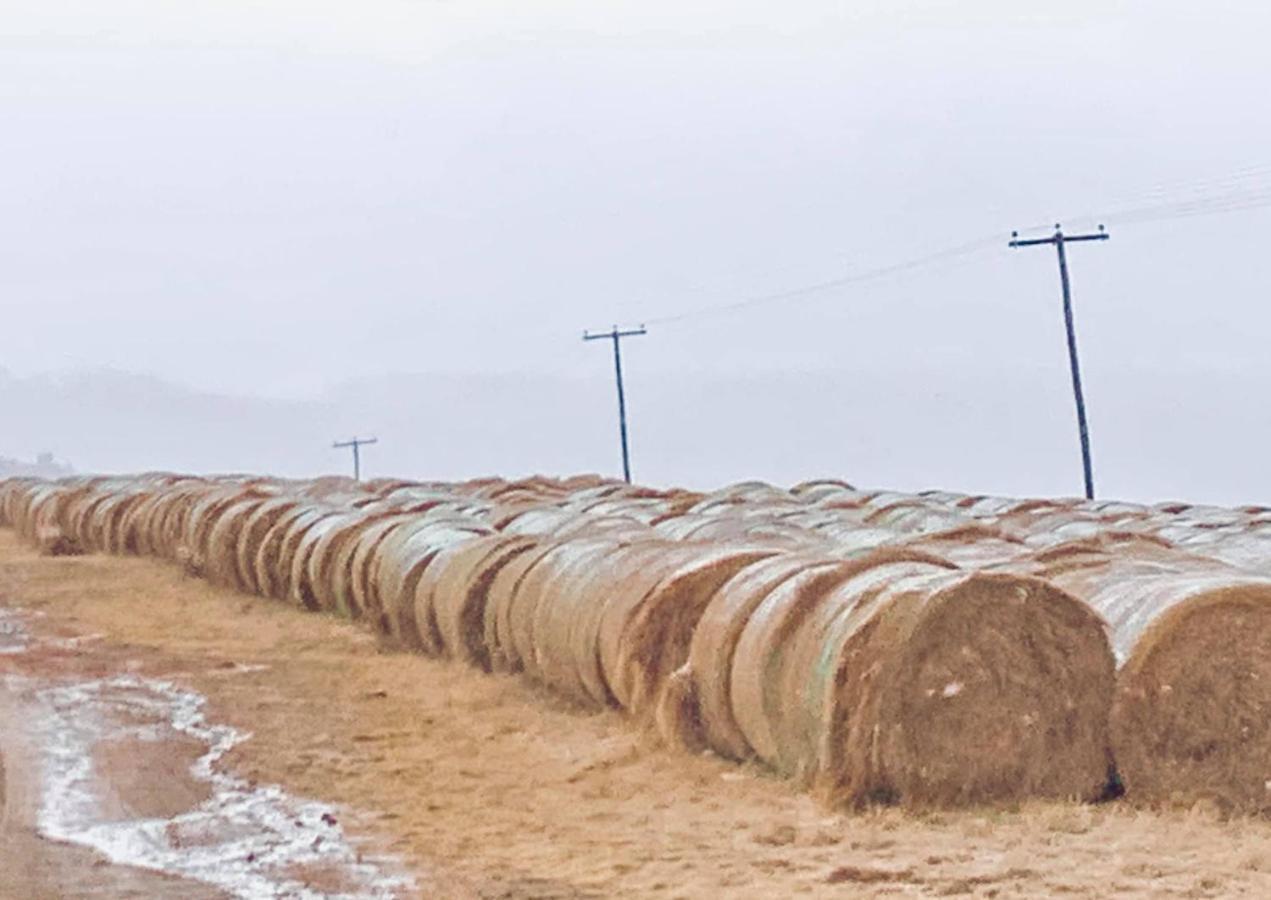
<box><xmin>583</xmin><ymin>324</ymin><xmax>647</xmax><ymax>483</ymax></box>
<box><xmin>332</xmin><ymin>436</ymin><xmax>378</xmax><ymax>481</ymax></box>
<box><xmin>1009</xmin><ymin>224</ymin><xmax>1109</xmax><ymax>500</ymax></box>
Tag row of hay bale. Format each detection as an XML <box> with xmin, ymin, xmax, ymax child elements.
<box><xmin>1</xmin><ymin>473</ymin><xmax>1268</xmax><ymax>814</ymax></box>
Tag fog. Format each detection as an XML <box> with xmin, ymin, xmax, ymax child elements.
<box><xmin>4</xmin><ymin>2</ymin><xmax>1271</xmax><ymax>503</ymax></box>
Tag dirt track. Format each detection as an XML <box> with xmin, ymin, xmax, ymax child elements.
<box><xmin>2</xmin><ymin>530</ymin><xmax>1271</xmax><ymax>898</ymax></box>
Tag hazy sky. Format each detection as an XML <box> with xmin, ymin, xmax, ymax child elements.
<box><xmin>5</xmin><ymin>2</ymin><xmax>1271</xmax><ymax>501</ymax></box>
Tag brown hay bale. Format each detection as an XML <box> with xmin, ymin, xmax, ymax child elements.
<box><xmin>204</xmin><ymin>497</ymin><xmax>269</xmax><ymax>590</ymax></box>
<box><xmin>273</xmin><ymin>508</ymin><xmax>343</xmax><ymax>604</ymax></box>
<box><xmin>345</xmin><ymin>515</ymin><xmax>414</xmax><ymax>623</ymax></box>
<box><xmin>731</xmin><ymin>561</ymin><xmax>1114</xmax><ymax>808</ymax></box>
<box><xmin>254</xmin><ymin>506</ymin><xmax>326</xmax><ymax>600</ymax></box>
<box><xmin>1037</xmin><ymin>559</ymin><xmax>1271</xmax><ymax>814</ymax></box>
<box><xmin>372</xmin><ymin>520</ymin><xmax>486</xmax><ymax>645</ymax></box>
<box><xmin>613</xmin><ymin>546</ymin><xmax>776</xmax><ymax>716</ymax></box>
<box><xmin>322</xmin><ymin>512</ymin><xmax>406</xmax><ymax>619</ymax></box>
<box><xmin>684</xmin><ymin>554</ymin><xmax>849</xmax><ymax>760</ymax></box>
<box><xmin>306</xmin><ymin>512</ymin><xmax>387</xmax><ymax>615</ymax></box>
<box><xmin>233</xmin><ymin>497</ymin><xmax>301</xmax><ymax>595</ymax></box>
<box><xmin>524</xmin><ymin>539</ymin><xmax>640</xmax><ymax>703</ymax></box>
<box><xmin>483</xmin><ymin>542</ymin><xmax>561</xmax><ymax>673</ymax></box>
<box><xmin>290</xmin><ymin>513</ymin><xmax>358</xmax><ymax>611</ymax></box>
<box><xmin>504</xmin><ymin>537</ymin><xmax>618</xmax><ymax>679</ymax></box>
<box><xmin>653</xmin><ymin>665</ymin><xmax>707</xmax><ymax>752</ymax></box>
<box><xmin>35</xmin><ymin>523</ymin><xmax>83</xmax><ymax>557</ymax></box>
<box><xmin>424</xmin><ymin>534</ymin><xmax>540</xmax><ymax>670</ymax></box>
<box><xmin>594</xmin><ymin>543</ymin><xmax>729</xmax><ymax>711</ymax></box>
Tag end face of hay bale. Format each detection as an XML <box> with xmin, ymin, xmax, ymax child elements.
<box><xmin>1112</xmin><ymin>585</ymin><xmax>1271</xmax><ymax>815</ymax></box>
<box><xmin>823</xmin><ymin>573</ymin><xmax>1114</xmax><ymax>808</ymax></box>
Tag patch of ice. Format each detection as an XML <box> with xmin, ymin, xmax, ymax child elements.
<box><xmin>0</xmin><ymin>607</ymin><xmax>30</xmax><ymax>655</ymax></box>
<box><xmin>33</xmin><ymin>674</ymin><xmax>414</xmax><ymax>899</ymax></box>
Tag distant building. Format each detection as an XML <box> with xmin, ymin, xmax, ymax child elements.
<box><xmin>0</xmin><ymin>452</ymin><xmax>74</xmax><ymax>479</ymax></box>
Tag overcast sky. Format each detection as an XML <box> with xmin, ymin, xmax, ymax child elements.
<box><xmin>4</xmin><ymin>2</ymin><xmax>1271</xmax><ymax>501</ymax></box>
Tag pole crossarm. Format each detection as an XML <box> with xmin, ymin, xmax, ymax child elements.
<box><xmin>332</xmin><ymin>436</ymin><xmax>378</xmax><ymax>481</ymax></box>
<box><xmin>583</xmin><ymin>326</ymin><xmax>648</xmax><ymax>341</ymax></box>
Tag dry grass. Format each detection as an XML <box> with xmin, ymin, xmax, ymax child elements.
<box><xmin>3</xmin><ymin>531</ymin><xmax>1270</xmax><ymax>898</ymax></box>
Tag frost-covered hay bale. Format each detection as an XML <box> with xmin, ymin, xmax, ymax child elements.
<box><xmin>372</xmin><ymin>520</ymin><xmax>487</xmax><ymax>645</ymax></box>
<box><xmin>306</xmin><ymin>512</ymin><xmax>386</xmax><ymax>616</ymax></box>
<box><xmin>592</xmin><ymin>543</ymin><xmax>733</xmax><ymax>711</ymax></box>
<box><xmin>424</xmin><ymin>534</ymin><xmax>540</xmax><ymax>669</ymax></box>
<box><xmin>484</xmin><ymin>542</ymin><xmax>563</xmax><ymax>673</ymax></box>
<box><xmin>611</xmin><ymin>546</ymin><xmax>776</xmax><ymax>716</ymax></box>
<box><xmin>502</xmin><ymin>537</ymin><xmax>620</xmax><ymax>680</ymax></box>
<box><xmin>1038</xmin><ymin>556</ymin><xmax>1271</xmax><ymax>815</ymax></box>
<box><xmin>674</xmin><ymin>553</ymin><xmax>855</xmax><ymax>759</ymax></box>
<box><xmin>234</xmin><ymin>497</ymin><xmax>301</xmax><ymax>595</ymax></box>
<box><xmin>254</xmin><ymin>506</ymin><xmax>326</xmax><ymax>600</ymax></box>
<box><xmin>345</xmin><ymin>515</ymin><xmax>415</xmax><ymax>624</ymax></box>
<box><xmin>204</xmin><ymin>497</ymin><xmax>269</xmax><ymax>589</ymax></box>
<box><xmin>273</xmin><ymin>509</ymin><xmax>342</xmax><ymax>605</ymax></box>
<box><xmin>290</xmin><ymin>513</ymin><xmax>358</xmax><ymax>611</ymax></box>
<box><xmin>730</xmin><ymin>559</ymin><xmax>1114</xmax><ymax>808</ymax></box>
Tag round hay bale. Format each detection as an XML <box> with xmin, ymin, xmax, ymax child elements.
<box><xmin>233</xmin><ymin>497</ymin><xmax>301</xmax><ymax>595</ymax></box>
<box><xmin>1036</xmin><ymin>558</ymin><xmax>1271</xmax><ymax>815</ymax></box>
<box><xmin>373</xmin><ymin>520</ymin><xmax>486</xmax><ymax>646</ymax></box>
<box><xmin>254</xmin><ymin>506</ymin><xmax>328</xmax><ymax>600</ymax></box>
<box><xmin>484</xmin><ymin>542</ymin><xmax>562</xmax><ymax>673</ymax></box>
<box><xmin>728</xmin><ymin>556</ymin><xmax>1114</xmax><ymax>808</ymax></box>
<box><xmin>204</xmin><ymin>497</ymin><xmax>269</xmax><ymax>589</ymax></box>
<box><xmin>594</xmin><ymin>543</ymin><xmax>726</xmax><ymax>711</ymax></box>
<box><xmin>613</xmin><ymin>546</ymin><xmax>776</xmax><ymax>716</ymax></box>
<box><xmin>503</xmin><ymin>537</ymin><xmax>618</xmax><ymax>678</ymax></box>
<box><xmin>291</xmin><ymin>513</ymin><xmax>358</xmax><ymax>611</ymax></box>
<box><xmin>424</xmin><ymin>534</ymin><xmax>540</xmax><ymax>670</ymax></box>
<box><xmin>345</xmin><ymin>515</ymin><xmax>415</xmax><ymax>623</ymax></box>
<box><xmin>273</xmin><ymin>508</ymin><xmax>343</xmax><ymax>604</ymax></box>
<box><xmin>678</xmin><ymin>553</ymin><xmax>847</xmax><ymax>759</ymax></box>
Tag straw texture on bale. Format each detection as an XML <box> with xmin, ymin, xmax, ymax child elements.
<box><xmin>728</xmin><ymin>555</ymin><xmax>1114</xmax><ymax>807</ymax></box>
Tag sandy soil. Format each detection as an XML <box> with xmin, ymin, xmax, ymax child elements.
<box><xmin>2</xmin><ymin>530</ymin><xmax>1271</xmax><ymax>898</ymax></box>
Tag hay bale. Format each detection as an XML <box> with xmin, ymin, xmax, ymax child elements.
<box><xmin>371</xmin><ymin>520</ymin><xmax>486</xmax><ymax>645</ymax></box>
<box><xmin>345</xmin><ymin>515</ymin><xmax>415</xmax><ymax>623</ymax></box>
<box><xmin>274</xmin><ymin>509</ymin><xmax>343</xmax><ymax>605</ymax></box>
<box><xmin>204</xmin><ymin>497</ymin><xmax>269</xmax><ymax>589</ymax></box>
<box><xmin>290</xmin><ymin>513</ymin><xmax>358</xmax><ymax>611</ymax></box>
<box><xmin>255</xmin><ymin>506</ymin><xmax>329</xmax><ymax>600</ymax></box>
<box><xmin>677</xmin><ymin>553</ymin><xmax>849</xmax><ymax>760</ymax></box>
<box><xmin>423</xmin><ymin>534</ymin><xmax>540</xmax><ymax>670</ymax></box>
<box><xmin>594</xmin><ymin>543</ymin><xmax>730</xmax><ymax>711</ymax></box>
<box><xmin>483</xmin><ymin>542</ymin><xmax>561</xmax><ymax>673</ymax></box>
<box><xmin>502</xmin><ymin>537</ymin><xmax>619</xmax><ymax>680</ymax></box>
<box><xmin>1023</xmin><ymin>549</ymin><xmax>1271</xmax><ymax>814</ymax></box>
<box><xmin>730</xmin><ymin>559</ymin><xmax>1114</xmax><ymax>808</ymax></box>
<box><xmin>233</xmin><ymin>497</ymin><xmax>300</xmax><ymax>595</ymax></box>
<box><xmin>612</xmin><ymin>546</ymin><xmax>776</xmax><ymax>716</ymax></box>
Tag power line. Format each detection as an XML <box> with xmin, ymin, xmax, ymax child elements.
<box><xmin>642</xmin><ymin>235</ymin><xmax>1000</xmax><ymax>326</ymax></box>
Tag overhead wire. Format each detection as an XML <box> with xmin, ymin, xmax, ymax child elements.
<box><xmin>620</xmin><ymin>160</ymin><xmax>1271</xmax><ymax>330</ymax></box>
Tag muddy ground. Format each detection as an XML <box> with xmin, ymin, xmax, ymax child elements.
<box><xmin>1</xmin><ymin>530</ymin><xmax>1270</xmax><ymax>898</ymax></box>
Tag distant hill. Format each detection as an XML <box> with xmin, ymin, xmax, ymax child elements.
<box><xmin>2</xmin><ymin>364</ymin><xmax>1270</xmax><ymax>505</ymax></box>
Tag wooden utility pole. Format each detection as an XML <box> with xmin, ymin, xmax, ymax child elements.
<box><xmin>332</xmin><ymin>436</ymin><xmax>378</xmax><ymax>481</ymax></box>
<box><xmin>1009</xmin><ymin>224</ymin><xmax>1109</xmax><ymax>500</ymax></box>
<box><xmin>583</xmin><ymin>325</ymin><xmax>647</xmax><ymax>483</ymax></box>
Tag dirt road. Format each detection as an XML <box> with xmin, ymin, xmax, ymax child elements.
<box><xmin>1</xmin><ymin>530</ymin><xmax>1270</xmax><ymax>898</ymax></box>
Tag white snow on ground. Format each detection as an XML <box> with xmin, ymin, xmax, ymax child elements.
<box><xmin>1</xmin><ymin>612</ymin><xmax>415</xmax><ymax>900</ymax></box>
